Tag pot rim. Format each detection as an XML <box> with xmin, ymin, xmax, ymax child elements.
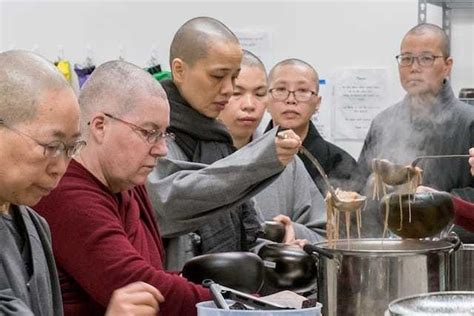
<box><xmin>315</xmin><ymin>238</ymin><xmax>456</xmax><ymax>255</ymax></box>
<box><xmin>388</xmin><ymin>291</ymin><xmax>474</xmax><ymax>314</ymax></box>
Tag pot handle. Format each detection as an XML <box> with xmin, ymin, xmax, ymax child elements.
<box><xmin>303</xmin><ymin>244</ymin><xmax>334</xmax><ymax>260</ymax></box>
<box><xmin>444</xmin><ymin>232</ymin><xmax>462</xmax><ymax>253</ymax></box>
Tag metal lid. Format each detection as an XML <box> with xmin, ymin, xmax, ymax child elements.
<box><xmin>389</xmin><ymin>291</ymin><xmax>474</xmax><ymax>315</ymax></box>
<box><xmin>315</xmin><ymin>238</ymin><xmax>455</xmax><ymax>254</ymax></box>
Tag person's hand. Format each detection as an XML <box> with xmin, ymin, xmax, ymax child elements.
<box><xmin>287</xmin><ymin>238</ymin><xmax>309</xmax><ymax>248</ymax></box>
<box><xmin>273</xmin><ymin>214</ymin><xmax>296</xmax><ymax>243</ymax></box>
<box><xmin>105</xmin><ymin>281</ymin><xmax>164</xmax><ymax>316</ymax></box>
<box><xmin>275</xmin><ymin>130</ymin><xmax>302</xmax><ymax>166</ymax></box>
<box><xmin>416</xmin><ymin>185</ymin><xmax>439</xmax><ymax>193</ymax></box>
<box><xmin>469</xmin><ymin>148</ymin><xmax>474</xmax><ymax>176</ymax></box>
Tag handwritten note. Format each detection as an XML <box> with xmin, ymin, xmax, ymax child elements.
<box><xmin>333</xmin><ymin>68</ymin><xmax>388</xmax><ymax>140</ymax></box>
<box><xmin>235</xmin><ymin>29</ymin><xmax>272</xmax><ymax>69</ymax></box>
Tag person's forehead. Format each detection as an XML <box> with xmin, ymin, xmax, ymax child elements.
<box><xmin>31</xmin><ymin>105</ymin><xmax>81</xmax><ymax>138</ymax></box>
<box><xmin>237</xmin><ymin>66</ymin><xmax>266</xmax><ymax>83</ymax></box>
<box><xmin>401</xmin><ymin>33</ymin><xmax>443</xmax><ymax>53</ymax></box>
<box><xmin>195</xmin><ymin>40</ymin><xmax>242</xmax><ymax>68</ymax></box>
<box><xmin>127</xmin><ymin>96</ymin><xmax>169</xmax><ymax>127</ymax></box>
<box><xmin>272</xmin><ymin>65</ymin><xmax>315</xmax><ymax>85</ymax></box>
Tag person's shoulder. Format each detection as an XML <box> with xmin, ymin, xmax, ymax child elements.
<box><xmin>453</xmin><ymin>99</ymin><xmax>474</xmax><ymax>117</ymax></box>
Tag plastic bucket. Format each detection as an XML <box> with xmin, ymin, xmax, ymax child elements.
<box><xmin>196</xmin><ymin>301</ymin><xmax>322</xmax><ymax>316</ymax></box>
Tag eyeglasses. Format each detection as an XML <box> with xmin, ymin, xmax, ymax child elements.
<box><xmin>396</xmin><ymin>54</ymin><xmax>445</xmax><ymax>67</ymax></box>
<box><xmin>269</xmin><ymin>87</ymin><xmax>317</xmax><ymax>102</ymax></box>
<box><xmin>0</xmin><ymin>119</ymin><xmax>86</xmax><ymax>159</ymax></box>
<box><xmin>102</xmin><ymin>113</ymin><xmax>174</xmax><ymax>144</ymax></box>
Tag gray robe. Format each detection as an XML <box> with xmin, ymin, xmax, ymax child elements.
<box><xmin>147</xmin><ymin>128</ymin><xmax>285</xmax><ymax>270</ymax></box>
<box><xmin>358</xmin><ymin>81</ymin><xmax>474</xmax><ymax>238</ymax></box>
<box><xmin>253</xmin><ymin>155</ymin><xmax>327</xmax><ymax>244</ymax></box>
<box><xmin>0</xmin><ymin>205</ymin><xmax>63</xmax><ymax>316</ymax></box>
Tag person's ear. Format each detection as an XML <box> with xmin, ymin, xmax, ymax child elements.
<box><xmin>313</xmin><ymin>95</ymin><xmax>322</xmax><ymax>114</ymax></box>
<box><xmin>444</xmin><ymin>56</ymin><xmax>453</xmax><ymax>78</ymax></box>
<box><xmin>88</xmin><ymin>113</ymin><xmax>106</xmax><ymax>144</ymax></box>
<box><xmin>171</xmin><ymin>58</ymin><xmax>186</xmax><ymax>84</ymax></box>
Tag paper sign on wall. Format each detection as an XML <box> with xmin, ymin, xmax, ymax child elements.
<box><xmin>235</xmin><ymin>29</ymin><xmax>272</xmax><ymax>70</ymax></box>
<box><xmin>311</xmin><ymin>79</ymin><xmax>331</xmax><ymax>140</ymax></box>
<box><xmin>332</xmin><ymin>68</ymin><xmax>388</xmax><ymax>140</ymax></box>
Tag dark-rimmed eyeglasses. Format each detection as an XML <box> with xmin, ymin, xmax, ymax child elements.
<box><xmin>396</xmin><ymin>54</ymin><xmax>445</xmax><ymax>67</ymax></box>
<box><xmin>102</xmin><ymin>113</ymin><xmax>174</xmax><ymax>144</ymax></box>
<box><xmin>0</xmin><ymin>118</ymin><xmax>86</xmax><ymax>159</ymax></box>
<box><xmin>269</xmin><ymin>87</ymin><xmax>317</xmax><ymax>102</ymax></box>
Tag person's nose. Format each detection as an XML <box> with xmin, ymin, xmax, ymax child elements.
<box><xmin>220</xmin><ymin>76</ymin><xmax>235</xmax><ymax>97</ymax></box>
<box><xmin>285</xmin><ymin>91</ymin><xmax>297</xmax><ymax>105</ymax></box>
<box><xmin>409</xmin><ymin>57</ymin><xmax>422</xmax><ymax>72</ymax></box>
<box><xmin>149</xmin><ymin>139</ymin><xmax>168</xmax><ymax>158</ymax></box>
<box><xmin>242</xmin><ymin>94</ymin><xmax>256</xmax><ymax>112</ymax></box>
<box><xmin>47</xmin><ymin>155</ymin><xmax>70</xmax><ymax>179</ymax></box>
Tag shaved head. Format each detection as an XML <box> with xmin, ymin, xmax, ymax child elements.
<box><xmin>78</xmin><ymin>60</ymin><xmax>167</xmax><ymax>132</ymax></box>
<box><xmin>0</xmin><ymin>50</ymin><xmax>71</xmax><ymax>125</ymax></box>
<box><xmin>241</xmin><ymin>50</ymin><xmax>266</xmax><ymax>74</ymax></box>
<box><xmin>269</xmin><ymin>58</ymin><xmax>320</xmax><ymax>92</ymax></box>
<box><xmin>403</xmin><ymin>23</ymin><xmax>450</xmax><ymax>57</ymax></box>
<box><xmin>169</xmin><ymin>16</ymin><xmax>239</xmax><ymax>67</ymax></box>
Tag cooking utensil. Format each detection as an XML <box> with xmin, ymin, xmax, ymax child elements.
<box><xmin>182</xmin><ymin>252</ymin><xmax>264</xmax><ymax>293</ymax></box>
<box><xmin>299</xmin><ymin>146</ymin><xmax>366</xmax><ymax>212</ymax></box>
<box><xmin>372</xmin><ymin>155</ymin><xmax>469</xmax><ymax>186</ymax></box>
<box><xmin>258</xmin><ymin>243</ymin><xmax>318</xmax><ymax>295</ymax></box>
<box><xmin>202</xmin><ymin>279</ymin><xmax>294</xmax><ymax>310</ymax></box>
<box><xmin>380</xmin><ymin>192</ymin><xmax>454</xmax><ymax>238</ymax></box>
<box><xmin>315</xmin><ymin>237</ymin><xmax>460</xmax><ymax>316</ymax></box>
<box><xmin>372</xmin><ymin>158</ymin><xmax>420</xmax><ymax>186</ymax></box>
<box><xmin>262</xmin><ymin>221</ymin><xmax>286</xmax><ymax>243</ymax></box>
<box><xmin>410</xmin><ymin>154</ymin><xmax>470</xmax><ymax>167</ymax></box>
<box><xmin>388</xmin><ymin>291</ymin><xmax>474</xmax><ymax>315</ymax></box>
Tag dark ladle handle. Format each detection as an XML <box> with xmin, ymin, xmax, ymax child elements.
<box><xmin>411</xmin><ymin>155</ymin><xmax>470</xmax><ymax>167</ymax></box>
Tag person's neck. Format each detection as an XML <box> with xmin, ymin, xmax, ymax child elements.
<box><xmin>0</xmin><ymin>201</ymin><xmax>11</xmax><ymax>215</ymax></box>
<box><xmin>232</xmin><ymin>134</ymin><xmax>252</xmax><ymax>149</ymax></box>
<box><xmin>74</xmin><ymin>149</ymin><xmax>116</xmax><ymax>193</ymax></box>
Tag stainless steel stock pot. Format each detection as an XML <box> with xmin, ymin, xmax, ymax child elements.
<box><xmin>315</xmin><ymin>238</ymin><xmax>460</xmax><ymax>316</ymax></box>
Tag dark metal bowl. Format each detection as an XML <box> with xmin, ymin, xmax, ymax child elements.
<box><xmin>258</xmin><ymin>243</ymin><xmax>317</xmax><ymax>294</ymax></box>
<box><xmin>380</xmin><ymin>192</ymin><xmax>454</xmax><ymax>238</ymax></box>
<box><xmin>181</xmin><ymin>252</ymin><xmax>264</xmax><ymax>293</ymax></box>
<box><xmin>262</xmin><ymin>221</ymin><xmax>286</xmax><ymax>243</ymax></box>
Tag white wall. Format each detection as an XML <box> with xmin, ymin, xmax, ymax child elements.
<box><xmin>1</xmin><ymin>0</ymin><xmax>473</xmax><ymax>159</ymax></box>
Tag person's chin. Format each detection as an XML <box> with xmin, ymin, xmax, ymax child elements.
<box><xmin>25</xmin><ymin>195</ymin><xmax>44</xmax><ymax>207</ymax></box>
<box><xmin>278</xmin><ymin>119</ymin><xmax>300</xmax><ymax>130</ymax></box>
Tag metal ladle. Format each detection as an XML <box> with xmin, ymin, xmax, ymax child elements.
<box><xmin>299</xmin><ymin>146</ymin><xmax>366</xmax><ymax>212</ymax></box>
<box><xmin>372</xmin><ymin>155</ymin><xmax>469</xmax><ymax>186</ymax></box>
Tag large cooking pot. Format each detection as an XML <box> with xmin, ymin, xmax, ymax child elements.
<box><xmin>258</xmin><ymin>243</ymin><xmax>317</xmax><ymax>295</ymax></box>
<box><xmin>315</xmin><ymin>237</ymin><xmax>460</xmax><ymax>316</ymax></box>
<box><xmin>388</xmin><ymin>291</ymin><xmax>474</xmax><ymax>315</ymax></box>
<box><xmin>380</xmin><ymin>192</ymin><xmax>454</xmax><ymax>238</ymax></box>
<box><xmin>450</xmin><ymin>243</ymin><xmax>474</xmax><ymax>291</ymax></box>
<box><xmin>181</xmin><ymin>252</ymin><xmax>264</xmax><ymax>293</ymax></box>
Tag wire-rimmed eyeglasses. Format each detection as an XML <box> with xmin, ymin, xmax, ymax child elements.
<box><xmin>396</xmin><ymin>54</ymin><xmax>445</xmax><ymax>68</ymax></box>
<box><xmin>269</xmin><ymin>87</ymin><xmax>317</xmax><ymax>102</ymax></box>
<box><xmin>102</xmin><ymin>113</ymin><xmax>174</xmax><ymax>144</ymax></box>
<box><xmin>0</xmin><ymin>118</ymin><xmax>86</xmax><ymax>159</ymax></box>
